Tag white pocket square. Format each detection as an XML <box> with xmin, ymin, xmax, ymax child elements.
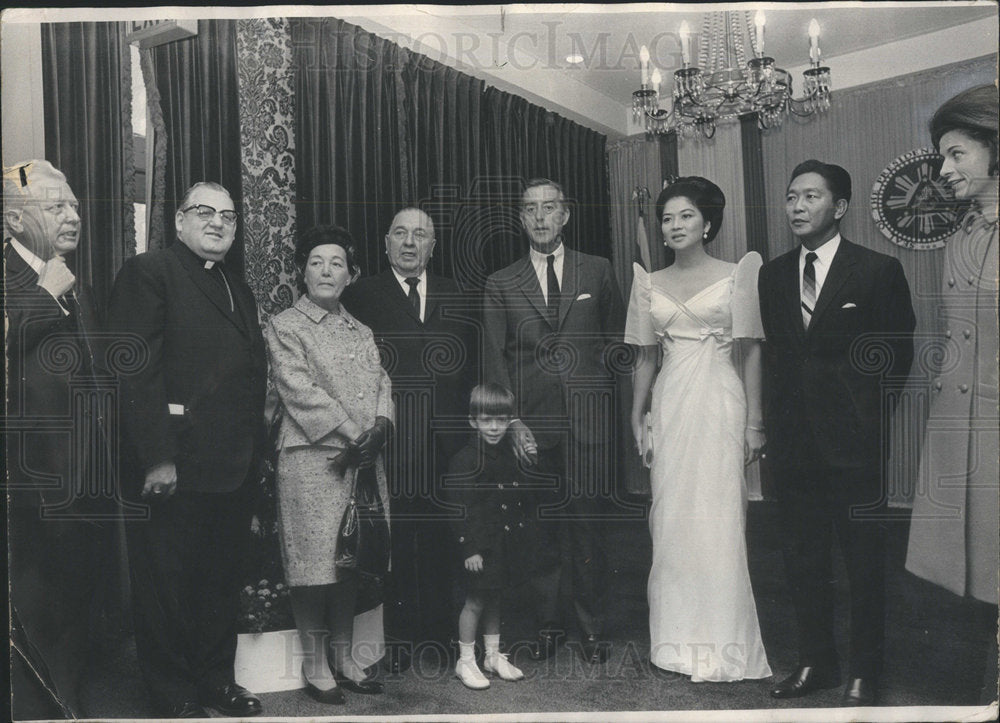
<box><xmin>841</xmin><ymin>302</ymin><xmax>857</xmax><ymax>309</ymax></box>
<box><xmin>576</xmin><ymin>293</ymin><xmax>592</xmax><ymax>301</ymax></box>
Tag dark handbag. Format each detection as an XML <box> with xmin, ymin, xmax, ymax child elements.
<box><xmin>335</xmin><ymin>464</ymin><xmax>391</xmax><ymax>582</ymax></box>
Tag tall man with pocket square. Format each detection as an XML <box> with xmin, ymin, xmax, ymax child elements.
<box><xmin>483</xmin><ymin>179</ymin><xmax>624</xmax><ymax>664</ymax></box>
<box><xmin>758</xmin><ymin>160</ymin><xmax>915</xmax><ymax>706</ymax></box>
<box><xmin>107</xmin><ymin>182</ymin><xmax>267</xmax><ymax>718</ymax></box>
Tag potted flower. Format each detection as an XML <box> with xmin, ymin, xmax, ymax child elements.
<box><xmin>235</xmin><ymin>446</ymin><xmax>304</xmax><ymax>693</ymax></box>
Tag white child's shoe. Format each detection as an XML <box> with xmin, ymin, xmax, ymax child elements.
<box><xmin>484</xmin><ymin>653</ymin><xmax>524</xmax><ymax>681</ymax></box>
<box><xmin>455</xmin><ymin>658</ymin><xmax>490</xmax><ymax>690</ymax></box>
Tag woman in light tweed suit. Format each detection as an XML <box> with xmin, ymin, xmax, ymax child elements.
<box><xmin>266</xmin><ymin>226</ymin><xmax>392</xmax><ymax>703</ymax></box>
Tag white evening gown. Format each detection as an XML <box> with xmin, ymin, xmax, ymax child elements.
<box><xmin>625</xmin><ymin>253</ymin><xmax>772</xmax><ymax>682</ymax></box>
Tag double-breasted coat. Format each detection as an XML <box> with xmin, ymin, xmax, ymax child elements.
<box><xmin>906</xmin><ymin>213</ymin><xmax>999</xmax><ymax>603</ymax></box>
<box><xmin>446</xmin><ymin>436</ymin><xmax>555</xmax><ymax>590</ymax></box>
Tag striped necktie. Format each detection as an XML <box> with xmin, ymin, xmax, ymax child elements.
<box><xmin>801</xmin><ymin>251</ymin><xmax>817</xmax><ymax>329</ymax></box>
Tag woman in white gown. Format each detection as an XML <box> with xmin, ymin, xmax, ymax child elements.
<box><xmin>626</xmin><ymin>177</ymin><xmax>771</xmax><ymax>682</ymax></box>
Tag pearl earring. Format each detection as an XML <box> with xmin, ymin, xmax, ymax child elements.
<box><xmin>702</xmin><ymin>231</ymin><xmax>708</xmax><ymax>240</ymax></box>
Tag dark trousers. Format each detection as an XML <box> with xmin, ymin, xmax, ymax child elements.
<box><xmin>125</xmin><ymin>484</ymin><xmax>252</xmax><ymax>713</ymax></box>
<box><xmin>774</xmin><ymin>463</ymin><xmax>887</xmax><ymax>679</ymax></box>
<box><xmin>529</xmin><ymin>438</ymin><xmax>609</xmax><ymax>637</ymax></box>
<box><xmin>9</xmin><ymin>506</ymin><xmax>109</xmax><ymax>718</ymax></box>
<box><xmin>384</xmin><ymin>494</ymin><xmax>458</xmax><ymax>647</ymax></box>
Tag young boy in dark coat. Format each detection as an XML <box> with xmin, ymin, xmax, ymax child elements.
<box><xmin>447</xmin><ymin>383</ymin><xmax>544</xmax><ymax>689</ymax></box>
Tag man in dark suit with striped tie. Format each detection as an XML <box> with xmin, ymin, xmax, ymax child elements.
<box><xmin>4</xmin><ymin>160</ymin><xmax>112</xmax><ymax>718</ymax></box>
<box><xmin>758</xmin><ymin>160</ymin><xmax>915</xmax><ymax>706</ymax></box>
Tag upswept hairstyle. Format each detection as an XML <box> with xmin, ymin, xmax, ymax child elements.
<box><xmin>294</xmin><ymin>224</ymin><xmax>362</xmax><ymax>289</ymax></box>
<box><xmin>930</xmin><ymin>84</ymin><xmax>999</xmax><ymax>176</ymax></box>
<box><xmin>655</xmin><ymin>176</ymin><xmax>726</xmax><ymax>244</ymax></box>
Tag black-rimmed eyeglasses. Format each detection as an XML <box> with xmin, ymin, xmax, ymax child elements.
<box><xmin>181</xmin><ymin>204</ymin><xmax>239</xmax><ymax>225</ymax></box>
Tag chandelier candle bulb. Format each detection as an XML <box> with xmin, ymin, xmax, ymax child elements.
<box><xmin>754</xmin><ymin>10</ymin><xmax>766</xmax><ymax>56</ymax></box>
<box><xmin>640</xmin><ymin>44</ymin><xmax>650</xmax><ymax>84</ymax></box>
<box><xmin>650</xmin><ymin>68</ymin><xmax>662</xmax><ymax>96</ymax></box>
<box><xmin>808</xmin><ymin>19</ymin><xmax>821</xmax><ymax>63</ymax></box>
<box><xmin>679</xmin><ymin>22</ymin><xmax>691</xmax><ymax>65</ymax></box>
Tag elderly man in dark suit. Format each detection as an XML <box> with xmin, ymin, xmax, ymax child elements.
<box><xmin>343</xmin><ymin>207</ymin><xmax>479</xmax><ymax>673</ymax></box>
<box><xmin>4</xmin><ymin>159</ymin><xmax>112</xmax><ymax>718</ymax></box>
<box><xmin>483</xmin><ymin>178</ymin><xmax>625</xmax><ymax>665</ymax></box>
<box><xmin>107</xmin><ymin>181</ymin><xmax>267</xmax><ymax>718</ymax></box>
<box><xmin>759</xmin><ymin>160</ymin><xmax>915</xmax><ymax>706</ymax></box>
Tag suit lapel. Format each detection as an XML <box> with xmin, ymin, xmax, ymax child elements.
<box><xmin>809</xmin><ymin>239</ymin><xmax>856</xmax><ymax>332</ymax></box>
<box><xmin>423</xmin><ymin>274</ymin><xmax>439</xmax><ymax>323</ymax></box>
<box><xmin>379</xmin><ymin>270</ymin><xmax>422</xmax><ymax>324</ymax></box>
<box><xmin>778</xmin><ymin>250</ymin><xmax>807</xmax><ymax>342</ymax></box>
<box><xmin>557</xmin><ymin>249</ymin><xmax>579</xmax><ymax>329</ymax></box>
<box><xmin>513</xmin><ymin>256</ymin><xmax>549</xmax><ymax>323</ymax></box>
<box><xmin>4</xmin><ymin>243</ymin><xmax>39</xmax><ymax>290</ymax></box>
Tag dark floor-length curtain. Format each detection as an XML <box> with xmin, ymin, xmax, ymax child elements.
<box><xmin>480</xmin><ymin>86</ymin><xmax>611</xmax><ymax>278</ymax></box>
<box><xmin>42</xmin><ymin>21</ymin><xmax>135</xmax><ymax>308</ymax></box>
<box><xmin>291</xmin><ymin>18</ymin><xmax>409</xmax><ymax>277</ymax></box>
<box><xmin>292</xmin><ymin>18</ymin><xmax>611</xmax><ymax>290</ymax></box>
<box><xmin>740</xmin><ymin>113</ymin><xmax>769</xmax><ymax>261</ymax></box>
<box><xmin>36</xmin><ymin>22</ymin><xmax>134</xmax><ymax>718</ymax></box>
<box><xmin>146</xmin><ymin>20</ymin><xmax>245</xmax><ymax>276</ymax></box>
<box><xmin>401</xmin><ymin>55</ymin><xmax>485</xmax><ymax>287</ymax></box>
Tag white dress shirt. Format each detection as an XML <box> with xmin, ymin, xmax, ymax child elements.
<box><xmin>529</xmin><ymin>242</ymin><xmax>565</xmax><ymax>305</ymax></box>
<box><xmin>392</xmin><ymin>268</ymin><xmax>427</xmax><ymax>322</ymax></box>
<box><xmin>799</xmin><ymin>233</ymin><xmax>841</xmax><ymax>301</ymax></box>
<box><xmin>9</xmin><ymin>238</ymin><xmax>69</xmax><ymax>315</ymax></box>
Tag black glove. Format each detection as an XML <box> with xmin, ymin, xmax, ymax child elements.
<box><xmin>353</xmin><ymin>416</ymin><xmax>392</xmax><ymax>468</ymax></box>
<box><xmin>328</xmin><ymin>443</ymin><xmax>360</xmax><ymax>477</ymax></box>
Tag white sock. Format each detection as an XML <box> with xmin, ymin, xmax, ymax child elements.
<box><xmin>483</xmin><ymin>633</ymin><xmax>501</xmax><ymax>658</ymax></box>
<box><xmin>459</xmin><ymin>640</ymin><xmax>476</xmax><ymax>661</ymax></box>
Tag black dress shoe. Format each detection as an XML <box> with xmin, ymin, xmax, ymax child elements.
<box><xmin>335</xmin><ymin>671</ymin><xmax>384</xmax><ymax>695</ymax></box>
<box><xmin>580</xmin><ymin>634</ymin><xmax>611</xmax><ymax>664</ymax></box>
<box><xmin>841</xmin><ymin>677</ymin><xmax>877</xmax><ymax>706</ymax></box>
<box><xmin>303</xmin><ymin>679</ymin><xmax>346</xmax><ymax>705</ymax></box>
<box><xmin>199</xmin><ymin>681</ymin><xmax>262</xmax><ymax>717</ymax></box>
<box><xmin>382</xmin><ymin>645</ymin><xmax>412</xmax><ymax>674</ymax></box>
<box><xmin>770</xmin><ymin>665</ymin><xmax>842</xmax><ymax>699</ymax></box>
<box><xmin>529</xmin><ymin>628</ymin><xmax>563</xmax><ymax>661</ymax></box>
<box><xmin>169</xmin><ymin>701</ymin><xmax>210</xmax><ymax>718</ymax></box>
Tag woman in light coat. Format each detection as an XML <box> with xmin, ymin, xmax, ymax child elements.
<box><xmin>266</xmin><ymin>225</ymin><xmax>392</xmax><ymax>703</ymax></box>
<box><xmin>905</xmin><ymin>84</ymin><xmax>998</xmax><ymax>703</ymax></box>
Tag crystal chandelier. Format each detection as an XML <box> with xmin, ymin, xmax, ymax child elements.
<box><xmin>633</xmin><ymin>11</ymin><xmax>832</xmax><ymax>139</ymax></box>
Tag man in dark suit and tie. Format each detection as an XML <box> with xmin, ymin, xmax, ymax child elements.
<box><xmin>4</xmin><ymin>160</ymin><xmax>112</xmax><ymax>718</ymax></box>
<box><xmin>342</xmin><ymin>207</ymin><xmax>478</xmax><ymax>672</ymax></box>
<box><xmin>758</xmin><ymin>160</ymin><xmax>915</xmax><ymax>706</ymax></box>
<box><xmin>483</xmin><ymin>178</ymin><xmax>624</xmax><ymax>664</ymax></box>
<box><xmin>107</xmin><ymin>182</ymin><xmax>267</xmax><ymax>718</ymax></box>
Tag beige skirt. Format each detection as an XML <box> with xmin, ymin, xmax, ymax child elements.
<box><xmin>276</xmin><ymin>445</ymin><xmax>387</xmax><ymax>587</ymax></box>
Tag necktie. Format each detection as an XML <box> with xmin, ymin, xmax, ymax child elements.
<box><xmin>546</xmin><ymin>254</ymin><xmax>560</xmax><ymax>323</ymax></box>
<box><xmin>405</xmin><ymin>277</ymin><xmax>421</xmax><ymax>320</ymax></box>
<box><xmin>801</xmin><ymin>251</ymin><xmax>817</xmax><ymax>329</ymax></box>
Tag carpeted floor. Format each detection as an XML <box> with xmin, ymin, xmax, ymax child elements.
<box><xmin>84</xmin><ymin>502</ymin><xmax>997</xmax><ymax>719</ymax></box>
